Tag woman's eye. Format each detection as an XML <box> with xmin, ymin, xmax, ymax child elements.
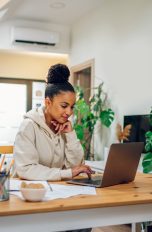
<box><xmin>61</xmin><ymin>105</ymin><xmax>67</xmax><ymax>108</ymax></box>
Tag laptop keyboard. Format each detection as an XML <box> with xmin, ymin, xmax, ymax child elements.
<box><xmin>72</xmin><ymin>175</ymin><xmax>103</xmax><ymax>186</ymax></box>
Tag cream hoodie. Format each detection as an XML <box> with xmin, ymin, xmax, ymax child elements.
<box><xmin>14</xmin><ymin>107</ymin><xmax>84</xmax><ymax>181</ymax></box>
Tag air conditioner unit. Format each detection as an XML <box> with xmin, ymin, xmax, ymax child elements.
<box><xmin>11</xmin><ymin>27</ymin><xmax>60</xmax><ymax>46</ymax></box>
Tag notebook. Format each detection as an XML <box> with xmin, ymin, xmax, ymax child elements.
<box><xmin>67</xmin><ymin>142</ymin><xmax>144</xmax><ymax>188</ymax></box>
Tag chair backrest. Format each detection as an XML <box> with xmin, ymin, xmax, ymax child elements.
<box><xmin>0</xmin><ymin>145</ymin><xmax>14</xmax><ymax>154</ymax></box>
<box><xmin>0</xmin><ymin>145</ymin><xmax>14</xmax><ymax>173</ymax></box>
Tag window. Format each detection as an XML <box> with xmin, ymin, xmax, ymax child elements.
<box><xmin>0</xmin><ymin>78</ymin><xmax>45</xmax><ymax>144</ymax></box>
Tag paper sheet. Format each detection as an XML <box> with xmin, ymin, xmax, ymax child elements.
<box><xmin>45</xmin><ymin>183</ymin><xmax>96</xmax><ymax>200</ymax></box>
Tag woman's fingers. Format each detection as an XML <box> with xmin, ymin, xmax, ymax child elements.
<box><xmin>57</xmin><ymin>124</ymin><xmax>64</xmax><ymax>134</ymax></box>
<box><xmin>51</xmin><ymin>121</ymin><xmax>63</xmax><ymax>133</ymax></box>
<box><xmin>51</xmin><ymin>120</ymin><xmax>57</xmax><ymax>126</ymax></box>
<box><xmin>72</xmin><ymin>165</ymin><xmax>95</xmax><ymax>178</ymax></box>
<box><xmin>55</xmin><ymin>124</ymin><xmax>60</xmax><ymax>131</ymax></box>
<box><xmin>60</xmin><ymin>121</ymin><xmax>72</xmax><ymax>133</ymax></box>
<box><xmin>51</xmin><ymin>120</ymin><xmax>73</xmax><ymax>134</ymax></box>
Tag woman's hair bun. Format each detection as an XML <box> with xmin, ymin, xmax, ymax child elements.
<box><xmin>47</xmin><ymin>64</ymin><xmax>70</xmax><ymax>84</ymax></box>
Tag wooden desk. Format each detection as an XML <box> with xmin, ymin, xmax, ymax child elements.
<box><xmin>0</xmin><ymin>173</ymin><xmax>152</xmax><ymax>232</ymax></box>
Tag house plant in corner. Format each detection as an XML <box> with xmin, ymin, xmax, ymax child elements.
<box><xmin>141</xmin><ymin>109</ymin><xmax>152</xmax><ymax>232</ymax></box>
<box><xmin>142</xmin><ymin>108</ymin><xmax>152</xmax><ymax>173</ymax></box>
<box><xmin>73</xmin><ymin>83</ymin><xmax>114</xmax><ymax>160</ymax></box>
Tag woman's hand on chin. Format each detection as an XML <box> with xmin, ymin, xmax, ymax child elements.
<box><xmin>51</xmin><ymin>120</ymin><xmax>73</xmax><ymax>134</ymax></box>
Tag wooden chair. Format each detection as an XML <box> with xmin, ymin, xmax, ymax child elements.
<box><xmin>0</xmin><ymin>145</ymin><xmax>14</xmax><ymax>173</ymax></box>
<box><xmin>0</xmin><ymin>146</ymin><xmax>14</xmax><ymax>154</ymax></box>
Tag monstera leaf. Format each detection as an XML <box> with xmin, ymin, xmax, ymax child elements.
<box><xmin>100</xmin><ymin>109</ymin><xmax>114</xmax><ymax>127</ymax></box>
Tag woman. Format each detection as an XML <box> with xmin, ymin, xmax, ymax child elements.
<box><xmin>14</xmin><ymin>64</ymin><xmax>94</xmax><ymax>181</ymax></box>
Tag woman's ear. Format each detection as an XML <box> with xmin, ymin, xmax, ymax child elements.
<box><xmin>45</xmin><ymin>97</ymin><xmax>51</xmax><ymax>107</ymax></box>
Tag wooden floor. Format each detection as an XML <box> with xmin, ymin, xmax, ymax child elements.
<box><xmin>92</xmin><ymin>225</ymin><xmax>131</xmax><ymax>232</ymax></box>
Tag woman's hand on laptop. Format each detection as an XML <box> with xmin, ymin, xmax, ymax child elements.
<box><xmin>72</xmin><ymin>165</ymin><xmax>95</xmax><ymax>179</ymax></box>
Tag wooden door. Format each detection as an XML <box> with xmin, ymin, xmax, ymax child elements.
<box><xmin>71</xmin><ymin>59</ymin><xmax>94</xmax><ymax>103</ymax></box>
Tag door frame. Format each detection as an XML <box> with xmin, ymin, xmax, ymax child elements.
<box><xmin>70</xmin><ymin>59</ymin><xmax>95</xmax><ymax>96</ymax></box>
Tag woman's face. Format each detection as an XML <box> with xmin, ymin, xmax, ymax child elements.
<box><xmin>45</xmin><ymin>91</ymin><xmax>76</xmax><ymax>123</ymax></box>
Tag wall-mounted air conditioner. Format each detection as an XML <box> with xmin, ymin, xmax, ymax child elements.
<box><xmin>11</xmin><ymin>27</ymin><xmax>60</xmax><ymax>46</ymax></box>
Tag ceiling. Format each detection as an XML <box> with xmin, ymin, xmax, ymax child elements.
<box><xmin>0</xmin><ymin>0</ymin><xmax>103</xmax><ymax>26</ymax></box>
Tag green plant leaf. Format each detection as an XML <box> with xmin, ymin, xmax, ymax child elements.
<box><xmin>145</xmin><ymin>143</ymin><xmax>151</xmax><ymax>152</ymax></box>
<box><xmin>142</xmin><ymin>108</ymin><xmax>152</xmax><ymax>172</ymax></box>
<box><xmin>89</xmin><ymin>95</ymin><xmax>96</xmax><ymax>103</ymax></box>
<box><xmin>93</xmin><ymin>99</ymin><xmax>102</xmax><ymax>112</ymax></box>
<box><xmin>142</xmin><ymin>152</ymin><xmax>152</xmax><ymax>173</ymax></box>
<box><xmin>74</xmin><ymin>86</ymin><xmax>84</xmax><ymax>100</ymax></box>
<box><xmin>145</xmin><ymin>131</ymin><xmax>152</xmax><ymax>138</ymax></box>
<box><xmin>73</xmin><ymin>84</ymin><xmax>115</xmax><ymax>160</ymax></box>
<box><xmin>145</xmin><ymin>131</ymin><xmax>152</xmax><ymax>152</ymax></box>
<box><xmin>74</xmin><ymin>124</ymin><xmax>84</xmax><ymax>140</ymax></box>
<box><xmin>75</xmin><ymin>99</ymin><xmax>89</xmax><ymax>115</ymax></box>
<box><xmin>100</xmin><ymin>109</ymin><xmax>114</xmax><ymax>127</ymax></box>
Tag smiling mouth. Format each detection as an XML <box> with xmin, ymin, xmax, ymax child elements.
<box><xmin>62</xmin><ymin>116</ymin><xmax>68</xmax><ymax>121</ymax></box>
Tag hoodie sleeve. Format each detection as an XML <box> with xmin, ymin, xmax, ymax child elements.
<box><xmin>14</xmin><ymin>120</ymin><xmax>72</xmax><ymax>181</ymax></box>
<box><xmin>63</xmin><ymin>130</ymin><xmax>84</xmax><ymax>168</ymax></box>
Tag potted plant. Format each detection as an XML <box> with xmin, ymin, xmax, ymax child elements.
<box><xmin>142</xmin><ymin>108</ymin><xmax>152</xmax><ymax>173</ymax></box>
<box><xmin>73</xmin><ymin>83</ymin><xmax>114</xmax><ymax>160</ymax></box>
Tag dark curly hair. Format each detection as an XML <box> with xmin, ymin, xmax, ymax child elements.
<box><xmin>45</xmin><ymin>64</ymin><xmax>75</xmax><ymax>98</ymax></box>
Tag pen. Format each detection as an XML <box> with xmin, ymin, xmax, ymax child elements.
<box><xmin>0</xmin><ymin>155</ymin><xmax>5</xmax><ymax>172</ymax></box>
<box><xmin>6</xmin><ymin>159</ymin><xmax>14</xmax><ymax>175</ymax></box>
<box><xmin>47</xmin><ymin>182</ymin><xmax>53</xmax><ymax>191</ymax></box>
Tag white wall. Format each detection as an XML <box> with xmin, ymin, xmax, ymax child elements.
<box><xmin>70</xmin><ymin>0</ymin><xmax>152</xmax><ymax>159</ymax></box>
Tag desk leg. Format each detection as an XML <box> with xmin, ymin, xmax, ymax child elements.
<box><xmin>131</xmin><ymin>223</ymin><xmax>136</xmax><ymax>232</ymax></box>
<box><xmin>132</xmin><ymin>223</ymin><xmax>145</xmax><ymax>232</ymax></box>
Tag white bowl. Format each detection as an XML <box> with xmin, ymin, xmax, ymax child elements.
<box><xmin>20</xmin><ymin>187</ymin><xmax>47</xmax><ymax>202</ymax></box>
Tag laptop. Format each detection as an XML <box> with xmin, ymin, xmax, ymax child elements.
<box><xmin>67</xmin><ymin>142</ymin><xmax>144</xmax><ymax>188</ymax></box>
